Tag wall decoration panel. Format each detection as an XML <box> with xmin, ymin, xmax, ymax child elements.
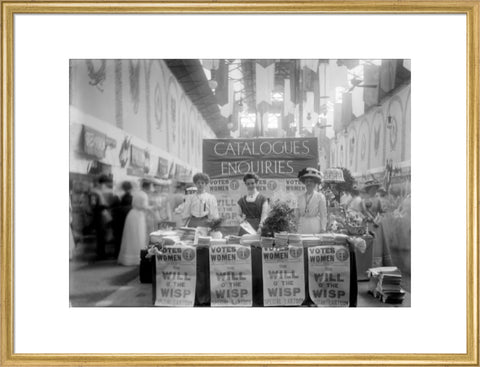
<box><xmin>122</xmin><ymin>60</ymin><xmax>148</xmax><ymax>141</ymax></box>
<box><xmin>149</xmin><ymin>60</ymin><xmax>168</xmax><ymax>150</ymax></box>
<box><xmin>70</xmin><ymin>60</ymin><xmax>117</xmax><ymax>127</ymax></box>
<box><xmin>385</xmin><ymin>95</ymin><xmax>404</xmax><ymax>163</ymax></box>
<box><xmin>357</xmin><ymin>119</ymin><xmax>370</xmax><ymax>174</ymax></box>
<box><xmin>404</xmin><ymin>88</ymin><xmax>411</xmax><ymax>161</ymax></box>
<box><xmin>347</xmin><ymin>127</ymin><xmax>357</xmax><ymax>173</ymax></box>
<box><xmin>370</xmin><ymin>109</ymin><xmax>385</xmax><ymax>170</ymax></box>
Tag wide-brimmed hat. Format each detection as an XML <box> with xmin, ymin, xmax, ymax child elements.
<box><xmin>153</xmin><ymin>178</ymin><xmax>171</xmax><ymax>186</ymax></box>
<box><xmin>364</xmin><ymin>179</ymin><xmax>381</xmax><ymax>190</ymax></box>
<box><xmin>298</xmin><ymin>167</ymin><xmax>323</xmax><ymax>184</ymax></box>
<box><xmin>377</xmin><ymin>186</ymin><xmax>387</xmax><ymax>194</ymax></box>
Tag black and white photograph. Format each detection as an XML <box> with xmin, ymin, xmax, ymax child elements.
<box><xmin>69</xmin><ymin>59</ymin><xmax>411</xmax><ymax>308</ymax></box>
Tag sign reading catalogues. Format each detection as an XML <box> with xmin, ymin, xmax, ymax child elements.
<box><xmin>209</xmin><ymin>244</ymin><xmax>253</xmax><ymax>307</ymax></box>
<box><xmin>262</xmin><ymin>244</ymin><xmax>305</xmax><ymax>306</ymax></box>
<box><xmin>154</xmin><ymin>244</ymin><xmax>197</xmax><ymax>307</ymax></box>
<box><xmin>307</xmin><ymin>245</ymin><xmax>350</xmax><ymax>307</ymax></box>
<box><xmin>202</xmin><ymin>138</ymin><xmax>318</xmax><ymax>179</ymax></box>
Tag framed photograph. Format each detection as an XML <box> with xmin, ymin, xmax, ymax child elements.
<box><xmin>1</xmin><ymin>1</ymin><xmax>478</xmax><ymax>366</ymax></box>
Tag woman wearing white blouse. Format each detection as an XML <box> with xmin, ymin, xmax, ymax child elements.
<box><xmin>296</xmin><ymin>167</ymin><xmax>327</xmax><ymax>234</ymax></box>
<box><xmin>182</xmin><ymin>172</ymin><xmax>219</xmax><ymax>228</ymax></box>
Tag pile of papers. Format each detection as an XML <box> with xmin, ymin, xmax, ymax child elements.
<box><xmin>367</xmin><ymin>266</ymin><xmax>406</xmax><ymax>304</ymax></box>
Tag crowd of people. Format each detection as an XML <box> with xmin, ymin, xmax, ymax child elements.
<box><xmin>69</xmin><ymin>167</ymin><xmax>411</xmax><ymax>266</ymax></box>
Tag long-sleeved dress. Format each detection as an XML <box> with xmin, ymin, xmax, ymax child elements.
<box><xmin>117</xmin><ymin>191</ymin><xmax>149</xmax><ymax>266</ymax></box>
<box><xmin>297</xmin><ymin>191</ymin><xmax>328</xmax><ymax>234</ymax></box>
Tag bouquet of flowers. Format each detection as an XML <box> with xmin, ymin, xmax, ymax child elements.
<box><xmin>344</xmin><ymin>209</ymin><xmax>367</xmax><ymax>236</ymax></box>
<box><xmin>260</xmin><ymin>201</ymin><xmax>297</xmax><ymax>238</ymax></box>
<box><xmin>206</xmin><ymin>217</ymin><xmax>223</xmax><ymax>238</ymax></box>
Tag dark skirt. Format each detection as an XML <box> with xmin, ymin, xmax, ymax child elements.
<box><xmin>187</xmin><ymin>216</ymin><xmax>209</xmax><ymax>228</ymax></box>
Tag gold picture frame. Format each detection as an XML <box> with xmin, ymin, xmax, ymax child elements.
<box><xmin>1</xmin><ymin>1</ymin><xmax>478</xmax><ymax>366</ymax></box>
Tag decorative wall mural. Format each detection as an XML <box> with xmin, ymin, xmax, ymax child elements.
<box><xmin>86</xmin><ymin>60</ymin><xmax>106</xmax><ymax>92</ymax></box>
<box><xmin>154</xmin><ymin>83</ymin><xmax>162</xmax><ymax>129</ymax></box>
<box><xmin>129</xmin><ymin>60</ymin><xmax>140</xmax><ymax>113</ymax></box>
<box><xmin>119</xmin><ymin>136</ymin><xmax>131</xmax><ymax>168</ymax></box>
<box><xmin>349</xmin><ymin>136</ymin><xmax>355</xmax><ymax>167</ymax></box>
<box><xmin>374</xmin><ymin>125</ymin><xmax>381</xmax><ymax>156</ymax></box>
<box><xmin>389</xmin><ymin>116</ymin><xmax>398</xmax><ymax>150</ymax></box>
<box><xmin>361</xmin><ymin>133</ymin><xmax>367</xmax><ymax>160</ymax></box>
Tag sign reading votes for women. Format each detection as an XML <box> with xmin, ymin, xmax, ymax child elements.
<box><xmin>154</xmin><ymin>244</ymin><xmax>197</xmax><ymax>307</ymax></box>
<box><xmin>203</xmin><ymin>138</ymin><xmax>318</xmax><ymax>179</ymax></box>
<box><xmin>307</xmin><ymin>245</ymin><xmax>350</xmax><ymax>307</ymax></box>
<box><xmin>262</xmin><ymin>244</ymin><xmax>305</xmax><ymax>306</ymax></box>
<box><xmin>209</xmin><ymin>244</ymin><xmax>253</xmax><ymax>307</ymax></box>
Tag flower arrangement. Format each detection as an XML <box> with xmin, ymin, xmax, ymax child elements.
<box><xmin>206</xmin><ymin>217</ymin><xmax>223</xmax><ymax>238</ymax></box>
<box><xmin>206</xmin><ymin>217</ymin><xmax>223</xmax><ymax>232</ymax></box>
<box><xmin>344</xmin><ymin>209</ymin><xmax>367</xmax><ymax>235</ymax></box>
<box><xmin>260</xmin><ymin>201</ymin><xmax>297</xmax><ymax>238</ymax></box>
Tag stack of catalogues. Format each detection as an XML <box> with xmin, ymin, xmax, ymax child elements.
<box><xmin>210</xmin><ymin>238</ymin><xmax>227</xmax><ymax>245</ymax></box>
<box><xmin>274</xmin><ymin>233</ymin><xmax>288</xmax><ymax>246</ymax></box>
<box><xmin>367</xmin><ymin>266</ymin><xmax>405</xmax><ymax>304</ymax></box>
<box><xmin>197</xmin><ymin>236</ymin><xmax>211</xmax><ymax>247</ymax></box>
<box><xmin>287</xmin><ymin>233</ymin><xmax>302</xmax><ymax>246</ymax></box>
<box><xmin>226</xmin><ymin>235</ymin><xmax>241</xmax><ymax>245</ymax></box>
<box><xmin>177</xmin><ymin>227</ymin><xmax>196</xmax><ymax>243</ymax></box>
<box><xmin>302</xmin><ymin>237</ymin><xmax>321</xmax><ymax>247</ymax></box>
<box><xmin>260</xmin><ymin>237</ymin><xmax>274</xmax><ymax>247</ymax></box>
<box><xmin>149</xmin><ymin>230</ymin><xmax>179</xmax><ymax>248</ymax></box>
<box><xmin>240</xmin><ymin>234</ymin><xmax>260</xmax><ymax>245</ymax></box>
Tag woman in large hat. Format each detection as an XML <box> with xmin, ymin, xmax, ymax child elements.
<box><xmin>296</xmin><ymin>168</ymin><xmax>328</xmax><ymax>234</ymax></box>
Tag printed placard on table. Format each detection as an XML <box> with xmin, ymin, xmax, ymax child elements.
<box><xmin>307</xmin><ymin>245</ymin><xmax>350</xmax><ymax>307</ymax></box>
<box><xmin>154</xmin><ymin>243</ymin><xmax>197</xmax><ymax>307</ymax></box>
<box><xmin>209</xmin><ymin>244</ymin><xmax>253</xmax><ymax>307</ymax></box>
<box><xmin>262</xmin><ymin>244</ymin><xmax>305</xmax><ymax>306</ymax></box>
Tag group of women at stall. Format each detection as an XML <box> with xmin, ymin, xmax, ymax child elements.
<box><xmin>112</xmin><ymin>166</ymin><xmax>409</xmax><ymax>267</ymax></box>
<box><xmin>178</xmin><ymin>168</ymin><xmax>329</xmax><ymax>236</ymax></box>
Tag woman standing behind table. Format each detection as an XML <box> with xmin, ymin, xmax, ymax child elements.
<box><xmin>237</xmin><ymin>173</ymin><xmax>269</xmax><ymax>235</ymax></box>
<box><xmin>182</xmin><ymin>172</ymin><xmax>219</xmax><ymax>228</ymax></box>
<box><xmin>117</xmin><ymin>190</ymin><xmax>151</xmax><ymax>266</ymax></box>
<box><xmin>296</xmin><ymin>168</ymin><xmax>327</xmax><ymax>234</ymax></box>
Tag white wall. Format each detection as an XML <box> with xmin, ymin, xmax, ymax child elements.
<box><xmin>330</xmin><ymin>84</ymin><xmax>411</xmax><ymax>176</ymax></box>
<box><xmin>69</xmin><ymin>59</ymin><xmax>216</xmax><ymax>181</ymax></box>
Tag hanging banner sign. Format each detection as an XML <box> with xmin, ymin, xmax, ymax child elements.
<box><xmin>130</xmin><ymin>145</ymin><xmax>145</xmax><ymax>168</ymax></box>
<box><xmin>262</xmin><ymin>244</ymin><xmax>305</xmax><ymax>306</ymax></box>
<box><xmin>209</xmin><ymin>244</ymin><xmax>252</xmax><ymax>307</ymax></box>
<box><xmin>83</xmin><ymin>126</ymin><xmax>106</xmax><ymax>159</ymax></box>
<box><xmin>203</xmin><ymin>138</ymin><xmax>318</xmax><ymax>179</ymax></box>
<box><xmin>204</xmin><ymin>138</ymin><xmax>320</xmax><ymax>227</ymax></box>
<box><xmin>307</xmin><ymin>245</ymin><xmax>350</xmax><ymax>307</ymax></box>
<box><xmin>154</xmin><ymin>243</ymin><xmax>197</xmax><ymax>307</ymax></box>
